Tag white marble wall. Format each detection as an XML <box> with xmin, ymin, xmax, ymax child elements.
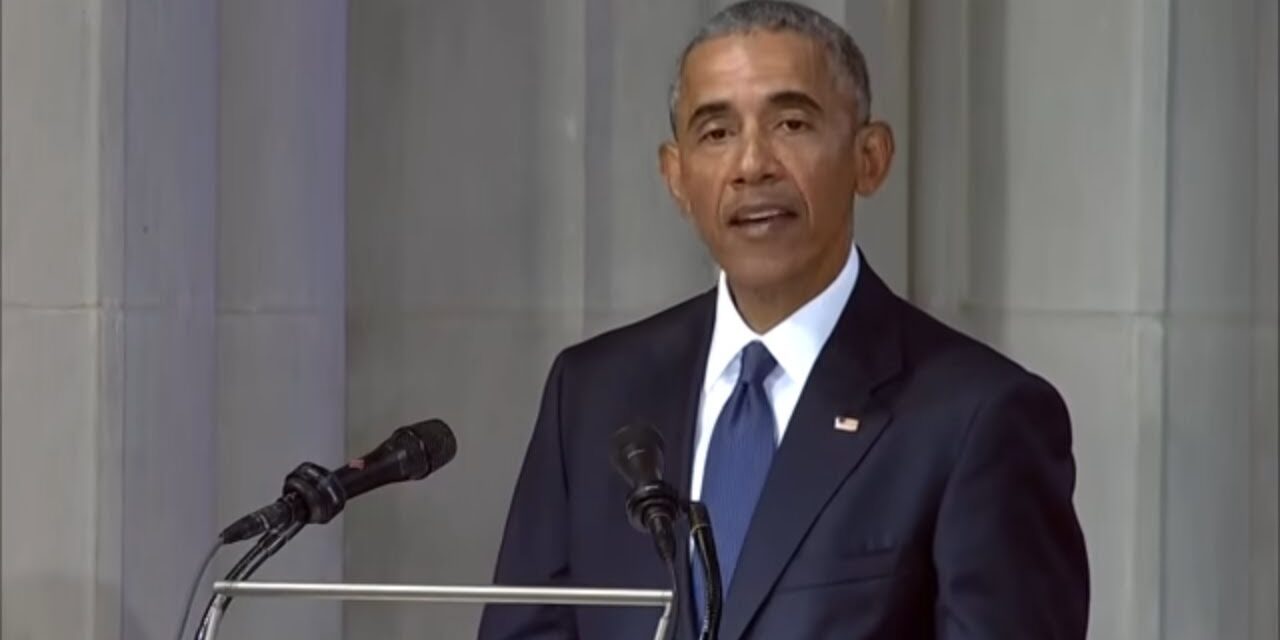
<box><xmin>1163</xmin><ymin>0</ymin><xmax>1278</xmax><ymax>638</ymax></box>
<box><xmin>114</xmin><ymin>2</ymin><xmax>221</xmax><ymax>639</ymax></box>
<box><xmin>914</xmin><ymin>4</ymin><xmax>1170</xmax><ymax>637</ymax></box>
<box><xmin>914</xmin><ymin>0</ymin><xmax>1278</xmax><ymax>638</ymax></box>
<box><xmin>3</xmin><ymin>1</ymin><xmax>121</xmax><ymax>635</ymax></box>
<box><xmin>3</xmin><ymin>1</ymin><xmax>348</xmax><ymax>638</ymax></box>
<box><xmin>345</xmin><ymin>4</ymin><xmax>602</xmax><ymax>637</ymax></box>
<box><xmin>1251</xmin><ymin>6</ymin><xmax>1279</xmax><ymax>638</ymax></box>
<box><xmin>1</xmin><ymin>1</ymin><xmax>221</xmax><ymax>638</ymax></box>
<box><xmin>214</xmin><ymin>1</ymin><xmax>348</xmax><ymax>638</ymax></box>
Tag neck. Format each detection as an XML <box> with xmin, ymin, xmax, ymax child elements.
<box><xmin>729</xmin><ymin>242</ymin><xmax>851</xmax><ymax>334</ymax></box>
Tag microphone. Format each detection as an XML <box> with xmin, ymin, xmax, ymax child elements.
<box><xmin>218</xmin><ymin>419</ymin><xmax>457</xmax><ymax>544</ymax></box>
<box><xmin>610</xmin><ymin>423</ymin><xmax>680</xmax><ymax>563</ymax></box>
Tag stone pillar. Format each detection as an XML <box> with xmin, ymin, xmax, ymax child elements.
<box><xmin>4</xmin><ymin>1</ymin><xmax>350</xmax><ymax>638</ymax></box>
<box><xmin>3</xmin><ymin>1</ymin><xmax>221</xmax><ymax>639</ymax></box>
<box><xmin>915</xmin><ymin>2</ymin><xmax>1174</xmax><ymax>637</ymax></box>
<box><xmin>840</xmin><ymin>0</ymin><xmax>912</xmax><ymax>292</ymax></box>
<box><xmin>215</xmin><ymin>1</ymin><xmax>348</xmax><ymax>638</ymax></box>
<box><xmin>117</xmin><ymin>1</ymin><xmax>221</xmax><ymax>638</ymax></box>
<box><xmin>582</xmin><ymin>0</ymin><xmax>713</xmax><ymax>335</ymax></box>
<box><xmin>913</xmin><ymin>0</ymin><xmax>1278</xmax><ymax>638</ymax></box>
<box><xmin>2</xmin><ymin>0</ymin><xmax>133</xmax><ymax>637</ymax></box>
<box><xmin>1163</xmin><ymin>0</ymin><xmax>1278</xmax><ymax>637</ymax></box>
<box><xmin>1251</xmin><ymin>7</ymin><xmax>1279</xmax><ymax>639</ymax></box>
<box><xmin>344</xmin><ymin>4</ymin><xmax>607</xmax><ymax>636</ymax></box>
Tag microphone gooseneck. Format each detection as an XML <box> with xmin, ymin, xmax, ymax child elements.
<box><xmin>687</xmin><ymin>501</ymin><xmax>722</xmax><ymax>640</ymax></box>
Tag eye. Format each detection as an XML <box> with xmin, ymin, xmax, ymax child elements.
<box><xmin>700</xmin><ymin>127</ymin><xmax>731</xmax><ymax>143</ymax></box>
<box><xmin>778</xmin><ymin>118</ymin><xmax>811</xmax><ymax>133</ymax></box>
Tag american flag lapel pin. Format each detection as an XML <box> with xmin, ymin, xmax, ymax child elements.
<box><xmin>833</xmin><ymin>416</ymin><xmax>860</xmax><ymax>433</ymax></box>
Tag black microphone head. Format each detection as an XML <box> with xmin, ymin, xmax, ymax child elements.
<box><xmin>610</xmin><ymin>422</ymin><xmax>666</xmax><ymax>489</ymax></box>
<box><xmin>612</xmin><ymin>423</ymin><xmax>680</xmax><ymax>562</ymax></box>
<box><xmin>338</xmin><ymin>418</ymin><xmax>456</xmax><ymax>501</ymax></box>
<box><xmin>404</xmin><ymin>419</ymin><xmax>460</xmax><ymax>476</ymax></box>
<box><xmin>395</xmin><ymin>418</ymin><xmax>457</xmax><ymax>476</ymax></box>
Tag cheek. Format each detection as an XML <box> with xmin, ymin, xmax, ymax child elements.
<box><xmin>780</xmin><ymin>150</ymin><xmax>856</xmax><ymax>219</ymax></box>
<box><xmin>681</xmin><ymin>166</ymin><xmax>726</xmax><ymax>224</ymax></box>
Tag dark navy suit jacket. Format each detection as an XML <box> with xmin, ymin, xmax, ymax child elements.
<box><xmin>477</xmin><ymin>261</ymin><xmax>1090</xmax><ymax>639</ymax></box>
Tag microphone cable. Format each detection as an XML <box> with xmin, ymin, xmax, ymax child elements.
<box><xmin>193</xmin><ymin>520</ymin><xmax>307</xmax><ymax>640</ymax></box>
<box><xmin>663</xmin><ymin>553</ymin><xmax>681</xmax><ymax>640</ymax></box>
<box><xmin>174</xmin><ymin>540</ymin><xmax>223</xmax><ymax>640</ymax></box>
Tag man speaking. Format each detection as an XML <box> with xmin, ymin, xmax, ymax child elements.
<box><xmin>478</xmin><ymin>1</ymin><xmax>1090</xmax><ymax>638</ymax></box>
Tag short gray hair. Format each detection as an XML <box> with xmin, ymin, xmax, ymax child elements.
<box><xmin>668</xmin><ymin>0</ymin><xmax>872</xmax><ymax>134</ymax></box>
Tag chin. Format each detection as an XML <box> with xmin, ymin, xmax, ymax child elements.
<box><xmin>719</xmin><ymin>255</ymin><xmax>802</xmax><ymax>292</ymax></box>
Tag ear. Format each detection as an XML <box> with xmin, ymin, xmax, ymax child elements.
<box><xmin>853</xmin><ymin>121</ymin><xmax>895</xmax><ymax>196</ymax></box>
<box><xmin>658</xmin><ymin>141</ymin><xmax>691</xmax><ymax>218</ymax></box>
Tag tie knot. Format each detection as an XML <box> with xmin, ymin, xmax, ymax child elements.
<box><xmin>738</xmin><ymin>341</ymin><xmax>777</xmax><ymax>386</ymax></box>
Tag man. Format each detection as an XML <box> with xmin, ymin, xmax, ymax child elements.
<box><xmin>478</xmin><ymin>1</ymin><xmax>1089</xmax><ymax>638</ymax></box>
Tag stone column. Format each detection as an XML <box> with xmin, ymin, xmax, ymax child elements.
<box><xmin>913</xmin><ymin>0</ymin><xmax>1278</xmax><ymax>638</ymax></box>
<box><xmin>1163</xmin><ymin>0</ymin><xmax>1278</xmax><ymax>637</ymax></box>
<box><xmin>915</xmin><ymin>2</ymin><xmax>1174</xmax><ymax>637</ymax></box>
<box><xmin>3</xmin><ymin>1</ymin><xmax>221</xmax><ymax>639</ymax></box>
<box><xmin>215</xmin><ymin>1</ymin><xmax>348</xmax><ymax>638</ymax></box>
<box><xmin>3</xmin><ymin>0</ymin><xmax>135</xmax><ymax>637</ymax></box>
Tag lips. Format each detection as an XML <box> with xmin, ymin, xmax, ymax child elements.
<box><xmin>728</xmin><ymin>204</ymin><xmax>799</xmax><ymax>226</ymax></box>
<box><xmin>724</xmin><ymin>202</ymin><xmax>801</xmax><ymax>240</ymax></box>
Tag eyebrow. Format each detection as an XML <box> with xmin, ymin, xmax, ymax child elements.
<box><xmin>683</xmin><ymin>90</ymin><xmax>825</xmax><ymax>133</ymax></box>
<box><xmin>768</xmin><ymin>90</ymin><xmax>824</xmax><ymax>114</ymax></box>
<box><xmin>685</xmin><ymin>101</ymin><xmax>731</xmax><ymax>133</ymax></box>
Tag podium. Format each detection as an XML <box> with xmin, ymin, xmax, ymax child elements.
<box><xmin>197</xmin><ymin>580</ymin><xmax>675</xmax><ymax>639</ymax></box>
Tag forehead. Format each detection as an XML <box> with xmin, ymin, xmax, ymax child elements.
<box><xmin>678</xmin><ymin>30</ymin><xmax>837</xmax><ymax>110</ymax></box>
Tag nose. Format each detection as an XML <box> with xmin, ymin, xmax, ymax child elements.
<box><xmin>731</xmin><ymin>127</ymin><xmax>781</xmax><ymax>187</ymax></box>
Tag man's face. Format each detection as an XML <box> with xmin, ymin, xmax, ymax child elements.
<box><xmin>660</xmin><ymin>30</ymin><xmax>891</xmax><ymax>292</ymax></box>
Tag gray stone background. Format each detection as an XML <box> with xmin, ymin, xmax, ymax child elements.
<box><xmin>3</xmin><ymin>1</ymin><xmax>1276</xmax><ymax>639</ymax></box>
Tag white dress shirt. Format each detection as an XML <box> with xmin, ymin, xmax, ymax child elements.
<box><xmin>689</xmin><ymin>243</ymin><xmax>862</xmax><ymax>501</ymax></box>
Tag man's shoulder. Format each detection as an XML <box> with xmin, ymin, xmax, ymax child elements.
<box><xmin>894</xmin><ymin>298</ymin><xmax>1063</xmax><ymax>403</ymax></box>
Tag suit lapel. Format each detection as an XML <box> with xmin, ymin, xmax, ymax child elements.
<box><xmin>717</xmin><ymin>265</ymin><xmax>905</xmax><ymax>640</ymax></box>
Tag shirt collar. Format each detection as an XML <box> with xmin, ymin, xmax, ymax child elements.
<box><xmin>704</xmin><ymin>242</ymin><xmax>862</xmax><ymax>388</ymax></box>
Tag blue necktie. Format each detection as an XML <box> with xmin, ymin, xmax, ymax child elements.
<box><xmin>694</xmin><ymin>341</ymin><xmax>778</xmax><ymax>617</ymax></box>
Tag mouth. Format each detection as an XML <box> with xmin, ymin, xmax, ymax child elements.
<box><xmin>727</xmin><ymin>204</ymin><xmax>800</xmax><ymax>236</ymax></box>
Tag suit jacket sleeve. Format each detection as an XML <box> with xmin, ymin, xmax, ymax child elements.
<box><xmin>477</xmin><ymin>353</ymin><xmax>579</xmax><ymax>640</ymax></box>
<box><xmin>934</xmin><ymin>374</ymin><xmax>1090</xmax><ymax>639</ymax></box>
